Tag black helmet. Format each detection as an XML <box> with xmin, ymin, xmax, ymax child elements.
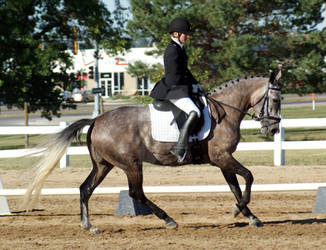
<box><xmin>168</xmin><ymin>17</ymin><xmax>191</xmax><ymax>34</ymax></box>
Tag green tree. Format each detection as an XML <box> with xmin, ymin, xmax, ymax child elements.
<box><xmin>127</xmin><ymin>60</ymin><xmax>164</xmax><ymax>83</ymax></box>
<box><xmin>128</xmin><ymin>0</ymin><xmax>326</xmax><ymax>94</ymax></box>
<box><xmin>0</xmin><ymin>0</ymin><xmax>130</xmax><ymax>119</ymax></box>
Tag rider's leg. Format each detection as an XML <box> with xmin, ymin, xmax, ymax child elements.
<box><xmin>170</xmin><ymin>97</ymin><xmax>201</xmax><ymax>118</ymax></box>
<box><xmin>169</xmin><ymin>97</ymin><xmax>200</xmax><ymax>162</ymax></box>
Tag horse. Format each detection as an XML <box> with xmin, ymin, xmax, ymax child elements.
<box><xmin>22</xmin><ymin>71</ymin><xmax>282</xmax><ymax>234</ymax></box>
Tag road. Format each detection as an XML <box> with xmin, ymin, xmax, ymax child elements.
<box><xmin>0</xmin><ymin>102</ymin><xmax>142</xmax><ymax>126</ymax></box>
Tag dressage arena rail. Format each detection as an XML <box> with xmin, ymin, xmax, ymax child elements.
<box><xmin>0</xmin><ymin>118</ymin><xmax>326</xmax><ymax>167</ymax></box>
<box><xmin>1</xmin><ymin>183</ymin><xmax>326</xmax><ymax>196</ymax></box>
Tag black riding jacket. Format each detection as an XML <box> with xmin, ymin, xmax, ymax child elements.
<box><xmin>150</xmin><ymin>39</ymin><xmax>197</xmax><ymax>100</ymax></box>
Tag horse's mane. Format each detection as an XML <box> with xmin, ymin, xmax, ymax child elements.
<box><xmin>209</xmin><ymin>75</ymin><xmax>268</xmax><ymax>95</ymax></box>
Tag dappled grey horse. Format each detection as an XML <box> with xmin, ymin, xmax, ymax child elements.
<box><xmin>22</xmin><ymin>71</ymin><xmax>281</xmax><ymax>234</ymax></box>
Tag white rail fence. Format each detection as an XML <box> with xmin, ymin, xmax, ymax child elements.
<box><xmin>2</xmin><ymin>183</ymin><xmax>326</xmax><ymax>196</ymax></box>
<box><xmin>0</xmin><ymin>118</ymin><xmax>326</xmax><ymax>167</ymax></box>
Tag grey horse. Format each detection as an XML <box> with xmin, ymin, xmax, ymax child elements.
<box><xmin>22</xmin><ymin>71</ymin><xmax>281</xmax><ymax>234</ymax></box>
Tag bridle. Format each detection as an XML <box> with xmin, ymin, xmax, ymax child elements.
<box><xmin>258</xmin><ymin>82</ymin><xmax>282</xmax><ymax>126</ymax></box>
<box><xmin>206</xmin><ymin>80</ymin><xmax>281</xmax><ymax>123</ymax></box>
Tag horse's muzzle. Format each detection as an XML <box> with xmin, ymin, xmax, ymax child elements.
<box><xmin>260</xmin><ymin>120</ymin><xmax>280</xmax><ymax>136</ymax></box>
<box><xmin>270</xmin><ymin>127</ymin><xmax>280</xmax><ymax>135</ymax></box>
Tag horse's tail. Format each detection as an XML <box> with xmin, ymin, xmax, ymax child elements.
<box><xmin>21</xmin><ymin>119</ymin><xmax>94</xmax><ymax>211</ymax></box>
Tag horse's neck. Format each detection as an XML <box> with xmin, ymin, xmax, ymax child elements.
<box><xmin>211</xmin><ymin>80</ymin><xmax>265</xmax><ymax>123</ymax></box>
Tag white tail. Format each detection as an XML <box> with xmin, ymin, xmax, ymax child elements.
<box><xmin>21</xmin><ymin>135</ymin><xmax>73</xmax><ymax>210</ymax></box>
<box><xmin>21</xmin><ymin>119</ymin><xmax>93</xmax><ymax>211</ymax></box>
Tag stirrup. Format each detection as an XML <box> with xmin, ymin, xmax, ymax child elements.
<box><xmin>170</xmin><ymin>146</ymin><xmax>187</xmax><ymax>163</ymax></box>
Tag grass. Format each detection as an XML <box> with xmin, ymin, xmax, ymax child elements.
<box><xmin>1</xmin><ymin>148</ymin><xmax>324</xmax><ymax>171</ymax></box>
<box><xmin>233</xmin><ymin>149</ymin><xmax>326</xmax><ymax>166</ymax></box>
<box><xmin>281</xmin><ymin>105</ymin><xmax>326</xmax><ymax>119</ymax></box>
<box><xmin>282</xmin><ymin>93</ymin><xmax>326</xmax><ymax>103</ymax></box>
<box><xmin>0</xmin><ymin>134</ymin><xmax>87</xmax><ymax>150</ymax></box>
<box><xmin>0</xmin><ymin>155</ymin><xmax>92</xmax><ymax>170</ymax></box>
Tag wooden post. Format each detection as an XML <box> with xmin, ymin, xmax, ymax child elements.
<box><xmin>24</xmin><ymin>102</ymin><xmax>29</xmax><ymax>148</ymax></box>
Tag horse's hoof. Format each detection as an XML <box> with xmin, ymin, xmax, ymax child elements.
<box><xmin>249</xmin><ymin>217</ymin><xmax>263</xmax><ymax>227</ymax></box>
<box><xmin>80</xmin><ymin>223</ymin><xmax>101</xmax><ymax>234</ymax></box>
<box><xmin>165</xmin><ymin>218</ymin><xmax>178</xmax><ymax>229</ymax></box>
<box><xmin>89</xmin><ymin>226</ymin><xmax>101</xmax><ymax>234</ymax></box>
<box><xmin>232</xmin><ymin>204</ymin><xmax>241</xmax><ymax>218</ymax></box>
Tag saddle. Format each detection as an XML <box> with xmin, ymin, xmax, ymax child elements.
<box><xmin>152</xmin><ymin>95</ymin><xmax>205</xmax><ymax>135</ymax></box>
<box><xmin>151</xmin><ymin>95</ymin><xmax>209</xmax><ymax>163</ymax></box>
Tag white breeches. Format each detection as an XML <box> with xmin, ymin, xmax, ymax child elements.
<box><xmin>170</xmin><ymin>97</ymin><xmax>201</xmax><ymax>117</ymax></box>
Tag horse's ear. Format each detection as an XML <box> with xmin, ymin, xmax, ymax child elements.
<box><xmin>269</xmin><ymin>64</ymin><xmax>282</xmax><ymax>83</ymax></box>
<box><xmin>275</xmin><ymin>64</ymin><xmax>282</xmax><ymax>81</ymax></box>
<box><xmin>269</xmin><ymin>70</ymin><xmax>276</xmax><ymax>83</ymax></box>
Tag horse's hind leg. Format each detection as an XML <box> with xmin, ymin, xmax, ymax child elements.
<box><xmin>79</xmin><ymin>157</ymin><xmax>113</xmax><ymax>234</ymax></box>
<box><xmin>124</xmin><ymin>160</ymin><xmax>178</xmax><ymax>229</ymax></box>
<box><xmin>222</xmin><ymin>171</ymin><xmax>262</xmax><ymax>227</ymax></box>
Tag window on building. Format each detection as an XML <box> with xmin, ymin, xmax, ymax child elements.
<box><xmin>119</xmin><ymin>72</ymin><xmax>124</xmax><ymax>90</ymax></box>
<box><xmin>114</xmin><ymin>72</ymin><xmax>118</xmax><ymax>91</ymax></box>
<box><xmin>113</xmin><ymin>72</ymin><xmax>124</xmax><ymax>94</ymax></box>
<box><xmin>137</xmin><ymin>77</ymin><xmax>150</xmax><ymax>96</ymax></box>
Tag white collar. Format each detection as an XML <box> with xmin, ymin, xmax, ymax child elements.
<box><xmin>171</xmin><ymin>37</ymin><xmax>183</xmax><ymax>48</ymax></box>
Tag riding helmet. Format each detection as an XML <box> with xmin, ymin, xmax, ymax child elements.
<box><xmin>168</xmin><ymin>17</ymin><xmax>191</xmax><ymax>34</ymax></box>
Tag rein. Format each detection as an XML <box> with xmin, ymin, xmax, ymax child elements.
<box><xmin>206</xmin><ymin>83</ymin><xmax>281</xmax><ymax>122</ymax></box>
<box><xmin>206</xmin><ymin>94</ymin><xmax>261</xmax><ymax>121</ymax></box>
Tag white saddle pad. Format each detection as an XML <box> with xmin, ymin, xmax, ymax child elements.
<box><xmin>149</xmin><ymin>97</ymin><xmax>211</xmax><ymax>142</ymax></box>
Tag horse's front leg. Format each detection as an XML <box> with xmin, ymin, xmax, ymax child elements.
<box><xmin>222</xmin><ymin>170</ymin><xmax>262</xmax><ymax>227</ymax></box>
<box><xmin>212</xmin><ymin>154</ymin><xmax>262</xmax><ymax>227</ymax></box>
<box><xmin>125</xmin><ymin>163</ymin><xmax>178</xmax><ymax>229</ymax></box>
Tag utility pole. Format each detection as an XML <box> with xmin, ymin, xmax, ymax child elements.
<box><xmin>24</xmin><ymin>102</ymin><xmax>29</xmax><ymax>147</ymax></box>
<box><xmin>92</xmin><ymin>42</ymin><xmax>101</xmax><ymax>117</ymax></box>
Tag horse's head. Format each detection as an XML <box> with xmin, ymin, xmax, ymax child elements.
<box><xmin>251</xmin><ymin>67</ymin><xmax>282</xmax><ymax>136</ymax></box>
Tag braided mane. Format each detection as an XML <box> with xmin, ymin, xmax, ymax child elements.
<box><xmin>209</xmin><ymin>75</ymin><xmax>267</xmax><ymax>95</ymax></box>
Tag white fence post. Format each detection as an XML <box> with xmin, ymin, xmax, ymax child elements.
<box><xmin>59</xmin><ymin>122</ymin><xmax>69</xmax><ymax>168</ymax></box>
<box><xmin>274</xmin><ymin>116</ymin><xmax>285</xmax><ymax>166</ymax></box>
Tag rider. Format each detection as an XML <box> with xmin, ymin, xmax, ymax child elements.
<box><xmin>150</xmin><ymin>17</ymin><xmax>202</xmax><ymax>162</ymax></box>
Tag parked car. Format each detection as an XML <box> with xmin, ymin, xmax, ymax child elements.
<box><xmin>59</xmin><ymin>90</ymin><xmax>72</xmax><ymax>102</ymax></box>
<box><xmin>71</xmin><ymin>89</ymin><xmax>94</xmax><ymax>103</ymax></box>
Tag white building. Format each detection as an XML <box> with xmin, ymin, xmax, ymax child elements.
<box><xmin>70</xmin><ymin>47</ymin><xmax>163</xmax><ymax>97</ymax></box>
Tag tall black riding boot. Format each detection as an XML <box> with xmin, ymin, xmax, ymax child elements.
<box><xmin>170</xmin><ymin>111</ymin><xmax>199</xmax><ymax>162</ymax></box>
